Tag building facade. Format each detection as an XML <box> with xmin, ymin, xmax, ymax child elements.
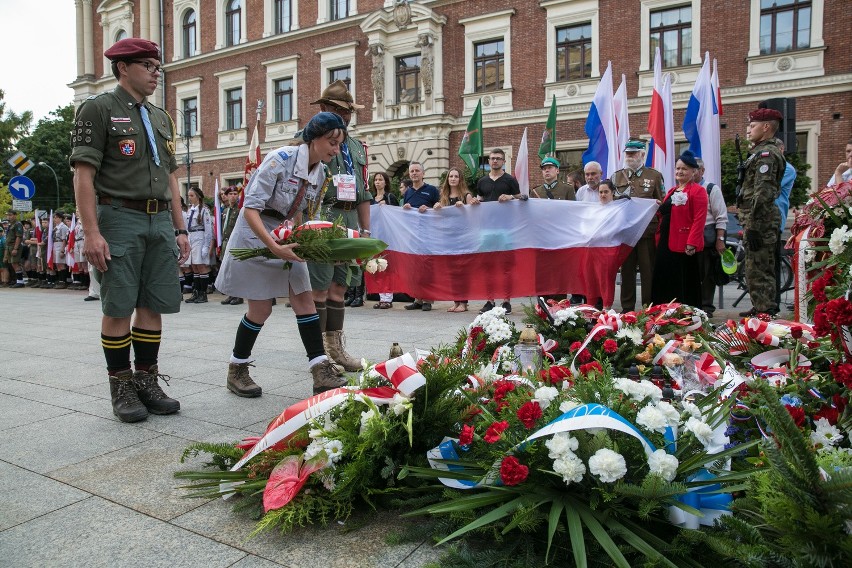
<box><xmin>70</xmin><ymin>0</ymin><xmax>851</xmax><ymax>195</ymax></box>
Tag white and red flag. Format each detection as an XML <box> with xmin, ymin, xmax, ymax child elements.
<box><xmin>515</xmin><ymin>128</ymin><xmax>530</xmax><ymax>198</ymax></box>
<box><xmin>46</xmin><ymin>210</ymin><xmax>54</xmax><ymax>271</ymax></box>
<box><xmin>613</xmin><ymin>73</ymin><xmax>631</xmax><ymax>168</ymax></box>
<box><xmin>213</xmin><ymin>178</ymin><xmax>222</xmax><ymax>252</ymax></box>
<box><xmin>241</xmin><ymin>104</ymin><xmax>263</xmax><ymax>207</ymax></box>
<box><xmin>365</xmin><ymin>199</ymin><xmax>658</xmax><ymax>307</ymax></box>
<box><xmin>65</xmin><ymin>213</ymin><xmax>77</xmax><ymax>270</ymax></box>
<box><xmin>646</xmin><ymin>47</ymin><xmax>675</xmax><ymax>187</ymax></box>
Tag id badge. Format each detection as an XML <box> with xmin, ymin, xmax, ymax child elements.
<box><xmin>334</xmin><ymin>174</ymin><xmax>357</xmax><ymax>201</ymax></box>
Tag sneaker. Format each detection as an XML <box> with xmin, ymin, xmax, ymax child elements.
<box><xmin>227</xmin><ymin>362</ymin><xmax>262</xmax><ymax>397</ymax></box>
<box><xmin>221</xmin><ymin>296</ymin><xmax>234</xmax><ymax>305</ymax></box>
<box><xmin>311</xmin><ymin>360</ymin><xmax>347</xmax><ymax>395</ymax></box>
<box><xmin>132</xmin><ymin>366</ymin><xmax>180</xmax><ymax>414</ymax></box>
<box><xmin>421</xmin><ymin>303</ymin><xmax>432</xmax><ymax>311</ymax></box>
<box><xmin>229</xmin><ymin>297</ymin><xmax>244</xmax><ymax>305</ymax></box>
<box><xmin>479</xmin><ymin>301</ymin><xmax>495</xmax><ymax>314</ymax></box>
<box><xmin>109</xmin><ymin>369</ymin><xmax>148</xmax><ymax>423</ymax></box>
<box><xmin>10</xmin><ymin>283</ymin><xmax>25</xmax><ymax>288</ymax></box>
<box><xmin>404</xmin><ymin>301</ymin><xmax>423</xmax><ymax>310</ymax></box>
<box><xmin>501</xmin><ymin>301</ymin><xmax>512</xmax><ymax>314</ymax></box>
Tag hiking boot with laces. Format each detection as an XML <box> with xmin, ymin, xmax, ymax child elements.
<box><xmin>227</xmin><ymin>361</ymin><xmax>262</xmax><ymax>397</ymax></box>
<box><xmin>323</xmin><ymin>330</ymin><xmax>364</xmax><ymax>372</ymax></box>
<box><xmin>132</xmin><ymin>366</ymin><xmax>180</xmax><ymax>414</ymax></box>
<box><xmin>311</xmin><ymin>360</ymin><xmax>347</xmax><ymax>395</ymax></box>
<box><xmin>109</xmin><ymin>369</ymin><xmax>148</xmax><ymax>423</ymax></box>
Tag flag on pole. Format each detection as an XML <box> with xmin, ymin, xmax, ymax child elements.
<box><xmin>613</xmin><ymin>74</ymin><xmax>630</xmax><ymax>168</ymax></box>
<box><xmin>241</xmin><ymin>103</ymin><xmax>263</xmax><ymax>207</ymax></box>
<box><xmin>712</xmin><ymin>58</ymin><xmax>723</xmax><ymax>117</ymax></box>
<box><xmin>458</xmin><ymin>100</ymin><xmax>483</xmax><ymax>172</ymax></box>
<box><xmin>66</xmin><ymin>213</ymin><xmax>77</xmax><ymax>270</ymax></box>
<box><xmin>213</xmin><ymin>178</ymin><xmax>222</xmax><ymax>252</ymax></box>
<box><xmin>646</xmin><ymin>48</ymin><xmax>675</xmax><ymax>187</ymax></box>
<box><xmin>538</xmin><ymin>95</ymin><xmax>557</xmax><ymax>160</ymax></box>
<box><xmin>516</xmin><ymin>128</ymin><xmax>530</xmax><ymax>198</ymax></box>
<box><xmin>582</xmin><ymin>61</ymin><xmax>618</xmax><ymax>178</ymax></box>
<box><xmin>46</xmin><ymin>210</ymin><xmax>54</xmax><ymax>271</ymax></box>
<box><xmin>683</xmin><ymin>52</ymin><xmax>721</xmax><ymax>185</ymax></box>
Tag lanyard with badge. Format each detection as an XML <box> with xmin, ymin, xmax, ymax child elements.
<box><xmin>333</xmin><ymin>141</ymin><xmax>357</xmax><ymax>201</ymax></box>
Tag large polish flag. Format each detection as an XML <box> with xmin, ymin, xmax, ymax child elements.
<box><xmin>582</xmin><ymin>62</ymin><xmax>618</xmax><ymax>178</ymax></box>
<box><xmin>646</xmin><ymin>48</ymin><xmax>675</xmax><ymax>187</ymax></box>
<box><xmin>683</xmin><ymin>52</ymin><xmax>722</xmax><ymax>185</ymax></box>
<box><xmin>365</xmin><ymin>199</ymin><xmax>658</xmax><ymax>306</ymax></box>
<box><xmin>613</xmin><ymin>74</ymin><xmax>631</xmax><ymax>168</ymax></box>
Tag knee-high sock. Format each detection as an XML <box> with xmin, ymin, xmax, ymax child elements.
<box><xmin>232</xmin><ymin>315</ymin><xmax>263</xmax><ymax>361</ymax></box>
<box><xmin>326</xmin><ymin>300</ymin><xmax>345</xmax><ymax>332</ymax></box>
<box><xmin>315</xmin><ymin>301</ymin><xmax>327</xmax><ymax>333</ymax></box>
<box><xmin>131</xmin><ymin>327</ymin><xmax>161</xmax><ymax>372</ymax></box>
<box><xmin>102</xmin><ymin>332</ymin><xmax>132</xmax><ymax>376</ymax></box>
<box><xmin>296</xmin><ymin>313</ymin><xmax>326</xmax><ymax>365</ymax></box>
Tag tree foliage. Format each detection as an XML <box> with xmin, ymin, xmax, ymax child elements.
<box><xmin>720</xmin><ymin>139</ymin><xmax>811</xmax><ymax>210</ymax></box>
<box><xmin>15</xmin><ymin>104</ymin><xmax>75</xmax><ymax>211</ymax></box>
<box><xmin>0</xmin><ymin>89</ymin><xmax>34</xmax><ymax>185</ymax></box>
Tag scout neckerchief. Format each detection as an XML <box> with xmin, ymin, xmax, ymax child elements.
<box><xmin>137</xmin><ymin>103</ymin><xmax>161</xmax><ymax>167</ymax></box>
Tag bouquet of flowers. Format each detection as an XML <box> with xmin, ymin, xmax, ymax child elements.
<box><xmin>458</xmin><ymin>306</ymin><xmax>518</xmax><ymax>363</ymax></box>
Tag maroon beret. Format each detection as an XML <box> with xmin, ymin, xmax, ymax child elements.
<box><xmin>104</xmin><ymin>38</ymin><xmax>160</xmax><ymax>61</ymax></box>
<box><xmin>748</xmin><ymin>108</ymin><xmax>783</xmax><ymax>123</ymax></box>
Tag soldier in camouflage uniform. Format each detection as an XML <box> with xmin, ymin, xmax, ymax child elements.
<box><xmin>738</xmin><ymin>107</ymin><xmax>786</xmax><ymax>316</ymax></box>
<box><xmin>308</xmin><ymin>81</ymin><xmax>371</xmax><ymax>372</ymax></box>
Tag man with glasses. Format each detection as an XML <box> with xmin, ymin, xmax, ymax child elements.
<box><xmin>70</xmin><ymin>38</ymin><xmax>189</xmax><ymax>423</ymax></box>
<box><xmin>473</xmin><ymin>148</ymin><xmax>520</xmax><ymax>313</ymax></box>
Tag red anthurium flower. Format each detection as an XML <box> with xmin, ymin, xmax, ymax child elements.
<box><xmin>499</xmin><ymin>456</ymin><xmax>529</xmax><ymax>486</ymax></box>
<box><xmin>603</xmin><ymin>339</ymin><xmax>618</xmax><ymax>353</ymax></box>
<box><xmin>262</xmin><ymin>454</ymin><xmax>327</xmax><ymax>512</ymax></box>
<box><xmin>484</xmin><ymin>420</ymin><xmax>509</xmax><ymax>444</ymax></box>
<box><xmin>517</xmin><ymin>401</ymin><xmax>543</xmax><ymax>428</ymax></box>
<box><xmin>459</xmin><ymin>424</ymin><xmax>475</xmax><ymax>446</ymax></box>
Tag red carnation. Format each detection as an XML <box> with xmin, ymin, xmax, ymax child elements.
<box><xmin>470</xmin><ymin>326</ymin><xmax>484</xmax><ymax>337</ymax></box>
<box><xmin>476</xmin><ymin>339</ymin><xmax>487</xmax><ymax>352</ymax></box>
<box><xmin>813</xmin><ymin>304</ymin><xmax>832</xmax><ymax>338</ymax></box>
<box><xmin>578</xmin><ymin>349</ymin><xmax>592</xmax><ymax>363</ymax></box>
<box><xmin>459</xmin><ymin>424</ymin><xmax>475</xmax><ymax>446</ymax></box>
<box><xmin>784</xmin><ymin>405</ymin><xmax>806</xmax><ymax>427</ymax></box>
<box><xmin>603</xmin><ymin>339</ymin><xmax>618</xmax><ymax>353</ymax></box>
<box><xmin>541</xmin><ymin>365</ymin><xmax>572</xmax><ymax>386</ymax></box>
<box><xmin>484</xmin><ymin>420</ymin><xmax>509</xmax><ymax>444</ymax></box>
<box><xmin>814</xmin><ymin>406</ymin><xmax>840</xmax><ymax>426</ymax></box>
<box><xmin>825</xmin><ymin>297</ymin><xmax>852</xmax><ymax>327</ymax></box>
<box><xmin>499</xmin><ymin>456</ymin><xmax>529</xmax><ymax>486</ymax></box>
<box><xmin>622</xmin><ymin>313</ymin><xmax>637</xmax><ymax>324</ymax></box>
<box><xmin>830</xmin><ymin>362</ymin><xmax>852</xmax><ymax>389</ymax></box>
<box><xmin>579</xmin><ymin>361</ymin><xmax>603</xmax><ymax>376</ymax></box>
<box><xmin>833</xmin><ymin>394</ymin><xmax>848</xmax><ymax>414</ymax></box>
<box><xmin>569</xmin><ymin>341</ymin><xmax>582</xmax><ymax>352</ymax></box>
<box><xmin>493</xmin><ymin>380</ymin><xmax>516</xmax><ymax>402</ymax></box>
<box><xmin>517</xmin><ymin>401</ymin><xmax>543</xmax><ymax>428</ymax></box>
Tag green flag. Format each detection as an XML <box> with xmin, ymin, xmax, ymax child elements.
<box><xmin>458</xmin><ymin>100</ymin><xmax>483</xmax><ymax>172</ymax></box>
<box><xmin>538</xmin><ymin>94</ymin><xmax>557</xmax><ymax>160</ymax></box>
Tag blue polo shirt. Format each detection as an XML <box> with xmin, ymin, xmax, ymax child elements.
<box><xmin>403</xmin><ymin>183</ymin><xmax>439</xmax><ymax>208</ymax></box>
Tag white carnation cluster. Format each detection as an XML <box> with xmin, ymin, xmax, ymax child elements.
<box><xmin>533</xmin><ymin>386</ymin><xmax>560</xmax><ymax>410</ymax></box>
<box><xmin>588</xmin><ymin>448</ymin><xmax>627</xmax><ymax>482</ymax></box>
<box><xmin>615</xmin><ymin>326</ymin><xmax>644</xmax><ymax>346</ymax></box>
<box><xmin>810</xmin><ymin>418</ymin><xmax>844</xmax><ymax>451</ymax></box>
<box><xmin>685</xmin><ymin>416</ymin><xmax>714</xmax><ymax>448</ymax></box>
<box><xmin>636</xmin><ymin>401</ymin><xmax>680</xmax><ymax>434</ymax></box>
<box><xmin>828</xmin><ymin>225</ymin><xmax>852</xmax><ymax>255</ymax></box>
<box><xmin>546</xmin><ymin>433</ymin><xmax>586</xmax><ymax>485</ymax></box>
<box><xmin>647</xmin><ymin>449</ymin><xmax>679</xmax><ymax>482</ymax></box>
<box><xmin>470</xmin><ymin>308</ymin><xmax>513</xmax><ymax>344</ymax></box>
<box><xmin>552</xmin><ymin>308</ymin><xmax>581</xmax><ymax>327</ymax></box>
<box><xmin>613</xmin><ymin>377</ymin><xmax>663</xmax><ymax>403</ymax></box>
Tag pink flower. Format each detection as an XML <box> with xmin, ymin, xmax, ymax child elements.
<box><xmin>263</xmin><ymin>454</ymin><xmax>327</xmax><ymax>512</ymax></box>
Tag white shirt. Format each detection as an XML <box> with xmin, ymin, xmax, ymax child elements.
<box><xmin>576</xmin><ymin>184</ymin><xmax>601</xmax><ymax>202</ymax></box>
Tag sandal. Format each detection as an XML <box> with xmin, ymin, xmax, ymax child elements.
<box><xmin>375</xmin><ymin>301</ymin><xmax>392</xmax><ymax>309</ymax></box>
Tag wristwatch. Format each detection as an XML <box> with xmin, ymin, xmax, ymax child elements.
<box><xmin>175</xmin><ymin>229</ymin><xmax>188</xmax><ymax>236</ymax></box>
<box><xmin>717</xmin><ymin>236</ymin><xmax>725</xmax><ymax>241</ymax></box>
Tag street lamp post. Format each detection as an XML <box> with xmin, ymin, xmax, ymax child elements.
<box><xmin>37</xmin><ymin>162</ymin><xmax>60</xmax><ymax>211</ymax></box>
<box><xmin>173</xmin><ymin>109</ymin><xmax>193</xmax><ymax>198</ymax></box>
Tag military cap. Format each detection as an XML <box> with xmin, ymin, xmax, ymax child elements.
<box><xmin>624</xmin><ymin>138</ymin><xmax>647</xmax><ymax>152</ymax></box>
<box><xmin>224</xmin><ymin>186</ymin><xmax>239</xmax><ymax>194</ymax></box>
<box><xmin>748</xmin><ymin>108</ymin><xmax>783</xmax><ymax>122</ymax></box>
<box><xmin>104</xmin><ymin>38</ymin><xmax>160</xmax><ymax>61</ymax></box>
<box><xmin>311</xmin><ymin>80</ymin><xmax>364</xmax><ymax>111</ymax></box>
<box><xmin>540</xmin><ymin>157</ymin><xmax>561</xmax><ymax>169</ymax></box>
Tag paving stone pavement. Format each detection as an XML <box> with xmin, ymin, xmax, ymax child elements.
<box><xmin>0</xmin><ymin>281</ymin><xmax>783</xmax><ymax>567</ymax></box>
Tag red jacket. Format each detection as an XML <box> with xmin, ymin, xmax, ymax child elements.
<box><xmin>660</xmin><ymin>181</ymin><xmax>708</xmax><ymax>253</ymax></box>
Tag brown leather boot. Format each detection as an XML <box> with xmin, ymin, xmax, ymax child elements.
<box><xmin>227</xmin><ymin>361</ymin><xmax>262</xmax><ymax>397</ymax></box>
<box><xmin>311</xmin><ymin>360</ymin><xmax>347</xmax><ymax>394</ymax></box>
<box><xmin>109</xmin><ymin>369</ymin><xmax>148</xmax><ymax>423</ymax></box>
<box><xmin>322</xmin><ymin>330</ymin><xmax>363</xmax><ymax>372</ymax></box>
<box><xmin>132</xmin><ymin>365</ymin><xmax>180</xmax><ymax>414</ymax></box>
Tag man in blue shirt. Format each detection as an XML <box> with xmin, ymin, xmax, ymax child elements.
<box><xmin>774</xmin><ymin>138</ymin><xmax>796</xmax><ymax>309</ymax></box>
<box><xmin>402</xmin><ymin>161</ymin><xmax>440</xmax><ymax>311</ymax></box>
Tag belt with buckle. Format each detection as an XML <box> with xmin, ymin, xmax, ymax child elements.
<box><xmin>331</xmin><ymin>201</ymin><xmax>357</xmax><ymax>211</ymax></box>
<box><xmin>260</xmin><ymin>209</ymin><xmax>285</xmax><ymax>221</ymax></box>
<box><xmin>98</xmin><ymin>196</ymin><xmax>171</xmax><ymax>214</ymax></box>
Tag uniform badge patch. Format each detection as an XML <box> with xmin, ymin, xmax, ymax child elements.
<box><xmin>761</xmin><ymin>152</ymin><xmax>770</xmax><ymax>157</ymax></box>
<box><xmin>759</xmin><ymin>164</ymin><xmax>769</xmax><ymax>174</ymax></box>
<box><xmin>119</xmin><ymin>139</ymin><xmax>136</xmax><ymax>156</ymax></box>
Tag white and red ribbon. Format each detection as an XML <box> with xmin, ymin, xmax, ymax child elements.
<box><xmin>695</xmin><ymin>353</ymin><xmax>722</xmax><ymax>386</ymax></box>
<box><xmin>570</xmin><ymin>310</ymin><xmax>623</xmax><ymax>372</ymax></box>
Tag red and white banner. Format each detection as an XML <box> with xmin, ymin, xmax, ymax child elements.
<box><xmin>365</xmin><ymin>199</ymin><xmax>658</xmax><ymax>304</ymax></box>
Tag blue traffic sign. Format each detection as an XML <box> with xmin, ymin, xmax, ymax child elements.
<box><xmin>8</xmin><ymin>176</ymin><xmax>36</xmax><ymax>200</ymax></box>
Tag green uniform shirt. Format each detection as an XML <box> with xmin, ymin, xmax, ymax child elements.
<box><xmin>69</xmin><ymin>85</ymin><xmax>178</xmax><ymax>200</ymax></box>
<box><xmin>324</xmin><ymin>134</ymin><xmax>369</xmax><ymax>206</ymax></box>
<box><xmin>739</xmin><ymin>138</ymin><xmax>785</xmax><ymax>231</ymax></box>
<box><xmin>531</xmin><ymin>181</ymin><xmax>576</xmax><ymax>200</ymax></box>
<box><xmin>612</xmin><ymin>166</ymin><xmax>665</xmax><ymax>236</ymax></box>
<box><xmin>5</xmin><ymin>221</ymin><xmax>23</xmax><ymax>248</ymax></box>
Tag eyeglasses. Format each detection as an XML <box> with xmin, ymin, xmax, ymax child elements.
<box><xmin>489</xmin><ymin>157</ymin><xmax>504</xmax><ymax>161</ymax></box>
<box><xmin>129</xmin><ymin>60</ymin><xmax>163</xmax><ymax>73</ymax></box>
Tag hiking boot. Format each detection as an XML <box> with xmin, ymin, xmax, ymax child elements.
<box><xmin>54</xmin><ymin>281</ymin><xmax>68</xmax><ymax>289</ymax></box>
<box><xmin>311</xmin><ymin>360</ymin><xmax>347</xmax><ymax>395</ymax></box>
<box><xmin>109</xmin><ymin>369</ymin><xmax>148</xmax><ymax>423</ymax></box>
<box><xmin>184</xmin><ymin>290</ymin><xmax>199</xmax><ymax>303</ymax></box>
<box><xmin>194</xmin><ymin>290</ymin><xmax>208</xmax><ymax>303</ymax></box>
<box><xmin>132</xmin><ymin>366</ymin><xmax>180</xmax><ymax>415</ymax></box>
<box><xmin>323</xmin><ymin>330</ymin><xmax>364</xmax><ymax>372</ymax></box>
<box><xmin>227</xmin><ymin>362</ymin><xmax>262</xmax><ymax>397</ymax></box>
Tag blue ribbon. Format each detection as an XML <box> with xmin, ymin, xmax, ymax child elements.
<box><xmin>673</xmin><ymin>468</ymin><xmax>733</xmax><ymax>526</ymax></box>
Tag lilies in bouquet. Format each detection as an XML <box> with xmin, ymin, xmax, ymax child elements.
<box><xmin>229</xmin><ymin>219</ymin><xmax>387</xmax><ymax>268</ymax></box>
<box><xmin>403</xmin><ymin>360</ymin><xmax>754</xmax><ymax>566</ymax></box>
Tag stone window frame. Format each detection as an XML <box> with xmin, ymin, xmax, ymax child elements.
<box><xmin>315</xmin><ymin>42</ymin><xmax>358</xmax><ymax>125</ymax></box>
<box><xmin>459</xmin><ymin>9</ymin><xmax>515</xmax><ymax>116</ymax></box>
<box><xmin>173</xmin><ymin>77</ymin><xmax>203</xmax><ymax>154</ymax></box>
<box><xmin>215</xmin><ymin>66</ymin><xmax>248</xmax><ymax>148</ymax></box>
<box><xmin>215</xmin><ymin>0</ymin><xmax>248</xmax><ymax>49</ymax></box>
<box><xmin>317</xmin><ymin>0</ymin><xmax>358</xmax><ymax>25</ymax></box>
<box><xmin>263</xmin><ymin>54</ymin><xmax>301</xmax><ymax>142</ymax></box>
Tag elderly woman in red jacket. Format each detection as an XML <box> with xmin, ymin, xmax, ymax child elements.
<box><xmin>650</xmin><ymin>150</ymin><xmax>709</xmax><ymax>307</ymax></box>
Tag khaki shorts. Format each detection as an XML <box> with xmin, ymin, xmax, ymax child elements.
<box><xmin>94</xmin><ymin>203</ymin><xmax>181</xmax><ymax>318</ymax></box>
<box><xmin>3</xmin><ymin>245</ymin><xmax>22</xmax><ymax>264</ymax></box>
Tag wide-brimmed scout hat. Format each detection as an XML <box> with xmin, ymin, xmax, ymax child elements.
<box><xmin>721</xmin><ymin>248</ymin><xmax>738</xmax><ymax>275</ymax></box>
<box><xmin>311</xmin><ymin>80</ymin><xmax>364</xmax><ymax>111</ymax></box>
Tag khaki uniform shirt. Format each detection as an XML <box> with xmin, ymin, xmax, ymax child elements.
<box><xmin>739</xmin><ymin>138</ymin><xmax>785</xmax><ymax>231</ymax></box>
<box><xmin>612</xmin><ymin>166</ymin><xmax>665</xmax><ymax>236</ymax></box>
<box><xmin>69</xmin><ymin>85</ymin><xmax>178</xmax><ymax>200</ymax></box>
<box><xmin>531</xmin><ymin>181</ymin><xmax>576</xmax><ymax>200</ymax></box>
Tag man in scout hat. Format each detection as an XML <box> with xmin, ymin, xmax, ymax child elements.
<box><xmin>737</xmin><ymin>106</ymin><xmax>785</xmax><ymax>317</ymax></box>
<box><xmin>309</xmin><ymin>80</ymin><xmax>370</xmax><ymax>372</ymax></box>
<box><xmin>531</xmin><ymin>157</ymin><xmax>575</xmax><ymax>200</ymax></box>
<box><xmin>612</xmin><ymin>137</ymin><xmax>665</xmax><ymax>312</ymax></box>
<box><xmin>69</xmin><ymin>37</ymin><xmax>190</xmax><ymax>423</ymax></box>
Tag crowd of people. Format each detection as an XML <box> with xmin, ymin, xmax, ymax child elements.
<box><xmin>5</xmin><ymin>35</ymin><xmax>846</xmax><ymax>426</ymax></box>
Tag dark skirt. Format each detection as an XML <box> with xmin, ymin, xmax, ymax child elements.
<box><xmin>651</xmin><ymin>198</ymin><xmax>702</xmax><ymax>307</ymax></box>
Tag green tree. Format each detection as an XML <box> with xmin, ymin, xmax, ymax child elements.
<box><xmin>16</xmin><ymin>104</ymin><xmax>75</xmax><ymax>211</ymax></box>
<box><xmin>720</xmin><ymin>139</ymin><xmax>811</xmax><ymax>209</ymax></box>
<box><xmin>0</xmin><ymin>88</ymin><xmax>34</xmax><ymax>185</ymax></box>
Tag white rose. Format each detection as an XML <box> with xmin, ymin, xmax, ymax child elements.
<box><xmin>376</xmin><ymin>258</ymin><xmax>388</xmax><ymax>271</ymax></box>
<box><xmin>364</xmin><ymin>259</ymin><xmax>379</xmax><ymax>274</ymax></box>
<box><xmin>588</xmin><ymin>448</ymin><xmax>627</xmax><ymax>483</ymax></box>
<box><xmin>647</xmin><ymin>449</ymin><xmax>679</xmax><ymax>482</ymax></box>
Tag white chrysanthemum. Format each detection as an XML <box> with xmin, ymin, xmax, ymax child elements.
<box><xmin>488</xmin><ymin>306</ymin><xmax>507</xmax><ymax>317</ymax></box>
<box><xmin>828</xmin><ymin>225</ymin><xmax>851</xmax><ymax>255</ymax></box>
<box><xmin>647</xmin><ymin>449</ymin><xmax>679</xmax><ymax>482</ymax></box>
<box><xmin>360</xmin><ymin>409</ymin><xmax>377</xmax><ymax>432</ymax></box>
<box><xmin>545</xmin><ymin>432</ymin><xmax>579</xmax><ymax>459</ymax></box>
<box><xmin>534</xmin><ymin>386</ymin><xmax>560</xmax><ymax>410</ymax></box>
<box><xmin>324</xmin><ymin>439</ymin><xmax>344</xmax><ymax>464</ymax></box>
<box><xmin>553</xmin><ymin>308</ymin><xmax>580</xmax><ymax>326</ymax></box>
<box><xmin>656</xmin><ymin>401</ymin><xmax>681</xmax><ymax>427</ymax></box>
<box><xmin>810</xmin><ymin>417</ymin><xmax>844</xmax><ymax>451</ymax></box>
<box><xmin>686</xmin><ymin>417</ymin><xmax>714</xmax><ymax>448</ymax></box>
<box><xmin>559</xmin><ymin>399</ymin><xmax>581</xmax><ymax>413</ymax></box>
<box><xmin>637</xmin><ymin>405</ymin><xmax>669</xmax><ymax>433</ymax></box>
<box><xmin>320</xmin><ymin>472</ymin><xmax>336</xmax><ymax>491</ymax></box>
<box><xmin>615</xmin><ymin>326</ymin><xmax>644</xmax><ymax>346</ymax></box>
<box><xmin>304</xmin><ymin>439</ymin><xmax>325</xmax><ymax>460</ymax></box>
<box><xmin>588</xmin><ymin>448</ymin><xmax>627</xmax><ymax>483</ymax></box>
<box><xmin>391</xmin><ymin>393</ymin><xmax>412</xmax><ymax>416</ymax></box>
<box><xmin>552</xmin><ymin>452</ymin><xmax>586</xmax><ymax>484</ymax></box>
<box><xmin>681</xmin><ymin>401</ymin><xmax>702</xmax><ymax>420</ymax></box>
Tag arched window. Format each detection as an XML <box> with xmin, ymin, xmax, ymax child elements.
<box><xmin>115</xmin><ymin>29</ymin><xmax>127</xmax><ymax>43</ymax></box>
<box><xmin>183</xmin><ymin>10</ymin><xmax>197</xmax><ymax>57</ymax></box>
<box><xmin>226</xmin><ymin>0</ymin><xmax>241</xmax><ymax>47</ymax></box>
